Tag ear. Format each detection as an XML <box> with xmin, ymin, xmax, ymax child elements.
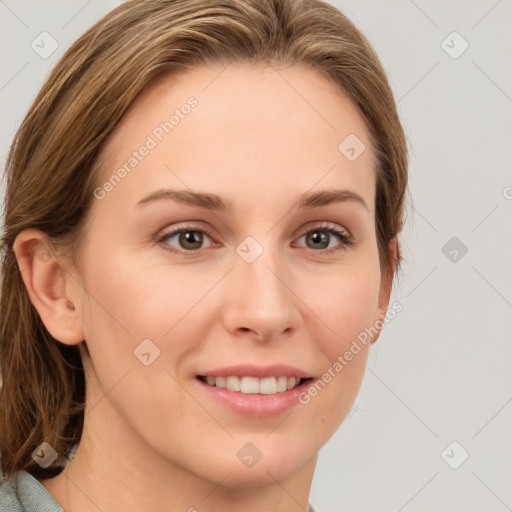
<box><xmin>370</xmin><ymin>237</ymin><xmax>398</xmax><ymax>345</ymax></box>
<box><xmin>13</xmin><ymin>229</ymin><xmax>84</xmax><ymax>345</ymax></box>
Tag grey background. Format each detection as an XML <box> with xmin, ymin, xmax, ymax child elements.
<box><xmin>1</xmin><ymin>1</ymin><xmax>511</xmax><ymax>511</ymax></box>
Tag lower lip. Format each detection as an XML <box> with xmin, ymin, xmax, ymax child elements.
<box><xmin>196</xmin><ymin>377</ymin><xmax>313</xmax><ymax>417</ymax></box>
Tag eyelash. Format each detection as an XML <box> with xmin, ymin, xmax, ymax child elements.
<box><xmin>156</xmin><ymin>222</ymin><xmax>354</xmax><ymax>256</ymax></box>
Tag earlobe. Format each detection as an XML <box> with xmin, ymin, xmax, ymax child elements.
<box><xmin>13</xmin><ymin>229</ymin><xmax>84</xmax><ymax>346</ymax></box>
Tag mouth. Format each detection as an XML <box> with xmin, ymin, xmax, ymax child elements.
<box><xmin>195</xmin><ymin>368</ymin><xmax>314</xmax><ymax>417</ymax></box>
<box><xmin>197</xmin><ymin>375</ymin><xmax>310</xmax><ymax>394</ymax></box>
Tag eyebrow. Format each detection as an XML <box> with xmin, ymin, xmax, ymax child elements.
<box><xmin>136</xmin><ymin>188</ymin><xmax>369</xmax><ymax>212</ymax></box>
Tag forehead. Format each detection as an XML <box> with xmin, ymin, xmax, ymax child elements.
<box><xmin>95</xmin><ymin>63</ymin><xmax>376</xmax><ymax>212</ymax></box>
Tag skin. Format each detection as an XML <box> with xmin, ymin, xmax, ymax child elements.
<box><xmin>15</xmin><ymin>63</ymin><xmax>395</xmax><ymax>512</ymax></box>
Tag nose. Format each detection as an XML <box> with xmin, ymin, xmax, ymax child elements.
<box><xmin>222</xmin><ymin>244</ymin><xmax>298</xmax><ymax>343</ymax></box>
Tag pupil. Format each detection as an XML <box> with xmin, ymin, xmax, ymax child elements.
<box><xmin>309</xmin><ymin>231</ymin><xmax>328</xmax><ymax>249</ymax></box>
<box><xmin>180</xmin><ymin>231</ymin><xmax>202</xmax><ymax>249</ymax></box>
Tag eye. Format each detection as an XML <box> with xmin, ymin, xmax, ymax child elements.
<box><xmin>294</xmin><ymin>223</ymin><xmax>354</xmax><ymax>254</ymax></box>
<box><xmin>156</xmin><ymin>225</ymin><xmax>217</xmax><ymax>254</ymax></box>
<box><xmin>156</xmin><ymin>222</ymin><xmax>354</xmax><ymax>255</ymax></box>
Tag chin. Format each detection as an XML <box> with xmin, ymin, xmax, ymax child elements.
<box><xmin>212</xmin><ymin>460</ymin><xmax>308</xmax><ymax>490</ymax></box>
<box><xmin>200</xmin><ymin>442</ymin><xmax>314</xmax><ymax>489</ymax></box>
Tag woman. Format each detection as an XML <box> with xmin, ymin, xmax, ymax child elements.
<box><xmin>0</xmin><ymin>0</ymin><xmax>408</xmax><ymax>510</ymax></box>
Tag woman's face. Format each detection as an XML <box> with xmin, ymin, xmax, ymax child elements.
<box><xmin>69</xmin><ymin>63</ymin><xmax>392</xmax><ymax>486</ymax></box>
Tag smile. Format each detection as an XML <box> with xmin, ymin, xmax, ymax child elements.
<box><xmin>195</xmin><ymin>368</ymin><xmax>314</xmax><ymax>416</ymax></box>
<box><xmin>198</xmin><ymin>375</ymin><xmax>307</xmax><ymax>394</ymax></box>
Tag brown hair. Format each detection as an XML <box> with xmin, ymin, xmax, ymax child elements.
<box><xmin>0</xmin><ymin>0</ymin><xmax>408</xmax><ymax>478</ymax></box>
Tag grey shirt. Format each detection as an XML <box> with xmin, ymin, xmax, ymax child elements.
<box><xmin>0</xmin><ymin>471</ymin><xmax>63</xmax><ymax>512</ymax></box>
<box><xmin>0</xmin><ymin>471</ymin><xmax>318</xmax><ymax>511</ymax></box>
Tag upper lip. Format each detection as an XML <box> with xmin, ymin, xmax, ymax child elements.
<box><xmin>197</xmin><ymin>364</ymin><xmax>312</xmax><ymax>379</ymax></box>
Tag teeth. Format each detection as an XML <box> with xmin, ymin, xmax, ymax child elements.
<box><xmin>225</xmin><ymin>376</ymin><xmax>241</xmax><ymax>392</ymax></box>
<box><xmin>276</xmin><ymin>376</ymin><xmax>287</xmax><ymax>392</ymax></box>
<box><xmin>259</xmin><ymin>377</ymin><xmax>277</xmax><ymax>394</ymax></box>
<box><xmin>206</xmin><ymin>375</ymin><xmax>303</xmax><ymax>394</ymax></box>
<box><xmin>240</xmin><ymin>376</ymin><xmax>259</xmax><ymax>393</ymax></box>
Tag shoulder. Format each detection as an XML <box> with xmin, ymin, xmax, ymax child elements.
<box><xmin>0</xmin><ymin>472</ymin><xmax>23</xmax><ymax>512</ymax></box>
<box><xmin>0</xmin><ymin>471</ymin><xmax>63</xmax><ymax>512</ymax></box>
<box><xmin>0</xmin><ymin>476</ymin><xmax>24</xmax><ymax>512</ymax></box>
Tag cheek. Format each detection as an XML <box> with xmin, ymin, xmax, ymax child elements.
<box><xmin>286</xmin><ymin>257</ymin><xmax>381</xmax><ymax>401</ymax></box>
<box><xmin>303</xmin><ymin>263</ymin><xmax>382</xmax><ymax>355</ymax></box>
<box><xmin>77</xmin><ymin>244</ymin><xmax>227</xmax><ymax>391</ymax></box>
<box><xmin>79</xmin><ymin>241</ymin><xmax>211</xmax><ymax>336</ymax></box>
